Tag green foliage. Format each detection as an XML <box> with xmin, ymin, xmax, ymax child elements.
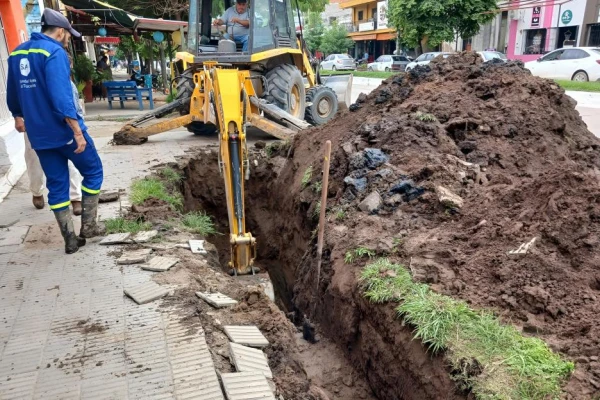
<box><xmin>181</xmin><ymin>211</ymin><xmax>217</xmax><ymax>236</ymax></box>
<box><xmin>313</xmin><ymin>200</ymin><xmax>322</xmax><ymax>218</ymax></box>
<box><xmin>388</xmin><ymin>0</ymin><xmax>497</xmax><ymax>50</ymax></box>
<box><xmin>73</xmin><ymin>54</ymin><xmax>95</xmax><ymax>82</ymax></box>
<box><xmin>104</xmin><ymin>217</ymin><xmax>152</xmax><ymax>234</ymax></box>
<box><xmin>335</xmin><ymin>208</ymin><xmax>346</xmax><ymax>221</ymax></box>
<box><xmin>415</xmin><ymin>111</ymin><xmax>437</xmax><ymax>122</ymax></box>
<box><xmin>313</xmin><ymin>181</ymin><xmax>322</xmax><ymax>194</ymax></box>
<box><xmin>166</xmin><ymin>90</ymin><xmax>177</xmax><ymax>103</ymax></box>
<box><xmin>301</xmin><ymin>166</ymin><xmax>313</xmax><ymax>189</ymax></box>
<box><xmin>265</xmin><ymin>140</ymin><xmax>291</xmax><ymax>158</ymax></box>
<box><xmin>130</xmin><ymin>177</ymin><xmax>183</xmax><ymax>210</ymax></box>
<box><xmin>320</xmin><ymin>70</ymin><xmax>394</xmax><ymax>79</ymax></box>
<box><xmin>320</xmin><ymin>21</ymin><xmax>354</xmax><ymax>55</ymax></box>
<box><xmin>345</xmin><ymin>247</ymin><xmax>376</xmax><ymax>264</ymax></box>
<box><xmin>304</xmin><ymin>12</ymin><xmax>325</xmax><ymax>53</ymax></box>
<box><xmin>360</xmin><ymin>259</ymin><xmax>574</xmax><ymax>399</ymax></box>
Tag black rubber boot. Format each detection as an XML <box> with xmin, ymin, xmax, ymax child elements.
<box><xmin>80</xmin><ymin>194</ymin><xmax>106</xmax><ymax>239</ymax></box>
<box><xmin>54</xmin><ymin>209</ymin><xmax>86</xmax><ymax>254</ymax></box>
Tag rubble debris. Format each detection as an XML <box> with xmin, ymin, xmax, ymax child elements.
<box><xmin>196</xmin><ymin>291</ymin><xmax>238</xmax><ymax>308</ymax></box>
<box><xmin>141</xmin><ymin>256</ymin><xmax>179</xmax><ymax>272</ymax></box>
<box><xmin>436</xmin><ymin>186</ymin><xmax>464</xmax><ymax>209</ymax></box>
<box><xmin>100</xmin><ymin>233</ymin><xmax>131</xmax><ymax>245</ymax></box>
<box><xmin>189</xmin><ymin>239</ymin><xmax>207</xmax><ymax>254</ymax></box>
<box><xmin>131</xmin><ymin>230</ymin><xmax>158</xmax><ymax>243</ymax></box>
<box><xmin>507</xmin><ymin>237</ymin><xmax>537</xmax><ymax>257</ymax></box>
<box><xmin>124</xmin><ymin>281</ymin><xmax>169</xmax><ymax>304</ymax></box>
<box><xmin>358</xmin><ymin>191</ymin><xmax>382</xmax><ymax>213</ymax></box>
<box><xmin>117</xmin><ymin>248</ymin><xmax>153</xmax><ymax>264</ymax></box>
<box><xmin>99</xmin><ymin>191</ymin><xmax>120</xmax><ymax>203</ymax></box>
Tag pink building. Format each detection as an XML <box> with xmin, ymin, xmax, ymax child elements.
<box><xmin>503</xmin><ymin>0</ymin><xmax>600</xmax><ymax>62</ymax></box>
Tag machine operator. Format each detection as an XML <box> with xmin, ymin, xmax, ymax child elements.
<box><xmin>213</xmin><ymin>0</ymin><xmax>250</xmax><ymax>51</ymax></box>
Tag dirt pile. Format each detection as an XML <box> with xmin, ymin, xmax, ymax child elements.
<box><xmin>252</xmin><ymin>52</ymin><xmax>600</xmax><ymax>398</ymax></box>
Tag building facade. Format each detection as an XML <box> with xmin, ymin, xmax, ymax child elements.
<box><xmin>339</xmin><ymin>0</ymin><xmax>396</xmax><ymax>60</ymax></box>
<box><xmin>0</xmin><ymin>0</ymin><xmax>28</xmax><ymax>200</ymax></box>
<box><xmin>321</xmin><ymin>0</ymin><xmax>352</xmax><ymax>28</ymax></box>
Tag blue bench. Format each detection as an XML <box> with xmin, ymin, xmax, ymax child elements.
<box><xmin>104</xmin><ymin>81</ymin><xmax>154</xmax><ymax>110</ymax></box>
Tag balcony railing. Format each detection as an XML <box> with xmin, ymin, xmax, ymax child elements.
<box><xmin>342</xmin><ymin>18</ymin><xmax>378</xmax><ymax>33</ymax></box>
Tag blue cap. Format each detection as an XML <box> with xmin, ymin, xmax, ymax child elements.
<box><xmin>41</xmin><ymin>9</ymin><xmax>81</xmax><ymax>38</ymax></box>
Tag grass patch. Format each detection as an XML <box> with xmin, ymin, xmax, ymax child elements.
<box><xmin>334</xmin><ymin>208</ymin><xmax>346</xmax><ymax>221</ymax></box>
<box><xmin>555</xmin><ymin>80</ymin><xmax>600</xmax><ymax>92</ymax></box>
<box><xmin>360</xmin><ymin>258</ymin><xmax>574</xmax><ymax>400</ymax></box>
<box><xmin>301</xmin><ymin>166</ymin><xmax>313</xmax><ymax>189</ymax></box>
<box><xmin>130</xmin><ymin>177</ymin><xmax>183</xmax><ymax>211</ymax></box>
<box><xmin>104</xmin><ymin>217</ymin><xmax>152</xmax><ymax>234</ymax></box>
<box><xmin>320</xmin><ymin>70</ymin><xmax>395</xmax><ymax>79</ymax></box>
<box><xmin>415</xmin><ymin>111</ymin><xmax>438</xmax><ymax>122</ymax></box>
<box><xmin>344</xmin><ymin>247</ymin><xmax>376</xmax><ymax>264</ymax></box>
<box><xmin>159</xmin><ymin>167</ymin><xmax>183</xmax><ymax>186</ymax></box>
<box><xmin>181</xmin><ymin>211</ymin><xmax>217</xmax><ymax>236</ymax></box>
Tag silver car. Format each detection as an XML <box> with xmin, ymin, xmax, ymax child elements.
<box><xmin>405</xmin><ymin>52</ymin><xmax>452</xmax><ymax>71</ymax></box>
<box><xmin>320</xmin><ymin>54</ymin><xmax>356</xmax><ymax>71</ymax></box>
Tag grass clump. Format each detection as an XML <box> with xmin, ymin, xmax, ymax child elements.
<box><xmin>181</xmin><ymin>211</ymin><xmax>217</xmax><ymax>236</ymax></box>
<box><xmin>313</xmin><ymin>181</ymin><xmax>322</xmax><ymax>194</ymax></box>
<box><xmin>415</xmin><ymin>111</ymin><xmax>437</xmax><ymax>122</ymax></box>
<box><xmin>301</xmin><ymin>166</ymin><xmax>313</xmax><ymax>189</ymax></box>
<box><xmin>344</xmin><ymin>247</ymin><xmax>376</xmax><ymax>264</ymax></box>
<box><xmin>334</xmin><ymin>208</ymin><xmax>346</xmax><ymax>221</ymax></box>
<box><xmin>130</xmin><ymin>177</ymin><xmax>183</xmax><ymax>211</ymax></box>
<box><xmin>360</xmin><ymin>258</ymin><xmax>574</xmax><ymax>400</ymax></box>
<box><xmin>104</xmin><ymin>217</ymin><xmax>152</xmax><ymax>234</ymax></box>
<box><xmin>159</xmin><ymin>167</ymin><xmax>183</xmax><ymax>186</ymax></box>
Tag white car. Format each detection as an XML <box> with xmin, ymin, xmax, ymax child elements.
<box><xmin>320</xmin><ymin>54</ymin><xmax>356</xmax><ymax>71</ymax></box>
<box><xmin>478</xmin><ymin>51</ymin><xmax>508</xmax><ymax>63</ymax></box>
<box><xmin>368</xmin><ymin>55</ymin><xmax>411</xmax><ymax>72</ymax></box>
<box><xmin>524</xmin><ymin>47</ymin><xmax>600</xmax><ymax>81</ymax></box>
<box><xmin>405</xmin><ymin>52</ymin><xmax>452</xmax><ymax>71</ymax></box>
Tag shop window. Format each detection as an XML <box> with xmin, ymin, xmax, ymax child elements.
<box><xmin>589</xmin><ymin>24</ymin><xmax>600</xmax><ymax>46</ymax></box>
<box><xmin>524</xmin><ymin>29</ymin><xmax>546</xmax><ymax>54</ymax></box>
<box><xmin>358</xmin><ymin>10</ymin><xmax>364</xmax><ymax>21</ymax></box>
<box><xmin>0</xmin><ymin>16</ymin><xmax>12</xmax><ymax>122</ymax></box>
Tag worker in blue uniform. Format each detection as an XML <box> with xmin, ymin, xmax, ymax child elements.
<box><xmin>7</xmin><ymin>9</ymin><xmax>105</xmax><ymax>254</ymax></box>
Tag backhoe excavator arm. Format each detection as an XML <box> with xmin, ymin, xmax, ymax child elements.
<box><xmin>205</xmin><ymin>65</ymin><xmax>257</xmax><ymax>275</ymax></box>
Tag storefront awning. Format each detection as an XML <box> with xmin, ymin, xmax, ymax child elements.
<box><xmin>350</xmin><ymin>33</ymin><xmax>377</xmax><ymax>41</ymax></box>
<box><xmin>61</xmin><ymin>0</ymin><xmax>137</xmax><ymax>28</ymax></box>
<box><xmin>134</xmin><ymin>18</ymin><xmax>188</xmax><ymax>33</ymax></box>
<box><xmin>495</xmin><ymin>0</ymin><xmax>573</xmax><ymax>12</ymax></box>
<box><xmin>95</xmin><ymin>36</ymin><xmax>120</xmax><ymax>44</ymax></box>
<box><xmin>377</xmin><ymin>32</ymin><xmax>395</xmax><ymax>41</ymax></box>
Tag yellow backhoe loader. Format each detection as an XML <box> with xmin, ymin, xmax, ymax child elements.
<box><xmin>114</xmin><ymin>0</ymin><xmax>352</xmax><ymax>275</ymax></box>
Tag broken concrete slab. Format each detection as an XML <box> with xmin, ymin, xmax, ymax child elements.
<box><xmin>359</xmin><ymin>191</ymin><xmax>382</xmax><ymax>213</ymax></box>
<box><xmin>229</xmin><ymin>343</ymin><xmax>272</xmax><ymax>378</ymax></box>
<box><xmin>196</xmin><ymin>292</ymin><xmax>238</xmax><ymax>308</ymax></box>
<box><xmin>124</xmin><ymin>281</ymin><xmax>169</xmax><ymax>304</ymax></box>
<box><xmin>224</xmin><ymin>326</ymin><xmax>269</xmax><ymax>348</ymax></box>
<box><xmin>0</xmin><ymin>226</ymin><xmax>29</xmax><ymax>246</ymax></box>
<box><xmin>99</xmin><ymin>191</ymin><xmax>120</xmax><ymax>203</ymax></box>
<box><xmin>100</xmin><ymin>233</ymin><xmax>132</xmax><ymax>245</ymax></box>
<box><xmin>436</xmin><ymin>186</ymin><xmax>464</xmax><ymax>209</ymax></box>
<box><xmin>221</xmin><ymin>372</ymin><xmax>275</xmax><ymax>400</ymax></box>
<box><xmin>189</xmin><ymin>239</ymin><xmax>207</xmax><ymax>254</ymax></box>
<box><xmin>117</xmin><ymin>248</ymin><xmax>153</xmax><ymax>265</ymax></box>
<box><xmin>131</xmin><ymin>230</ymin><xmax>158</xmax><ymax>243</ymax></box>
<box><xmin>141</xmin><ymin>256</ymin><xmax>179</xmax><ymax>272</ymax></box>
<box><xmin>508</xmin><ymin>237</ymin><xmax>537</xmax><ymax>257</ymax></box>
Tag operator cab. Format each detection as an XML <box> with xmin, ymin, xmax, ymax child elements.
<box><xmin>188</xmin><ymin>0</ymin><xmax>298</xmax><ymax>63</ymax></box>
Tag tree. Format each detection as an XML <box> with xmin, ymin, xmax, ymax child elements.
<box><xmin>388</xmin><ymin>0</ymin><xmax>497</xmax><ymax>53</ymax></box>
<box><xmin>320</xmin><ymin>22</ymin><xmax>354</xmax><ymax>55</ymax></box>
<box><xmin>304</xmin><ymin>12</ymin><xmax>324</xmax><ymax>53</ymax></box>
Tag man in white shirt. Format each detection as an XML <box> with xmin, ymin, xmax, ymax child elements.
<box><xmin>213</xmin><ymin>0</ymin><xmax>250</xmax><ymax>51</ymax></box>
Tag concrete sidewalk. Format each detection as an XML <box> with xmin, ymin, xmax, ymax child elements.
<box><xmin>0</xmin><ymin>130</ymin><xmax>217</xmax><ymax>399</ymax></box>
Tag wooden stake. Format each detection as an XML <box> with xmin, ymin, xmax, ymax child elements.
<box><xmin>316</xmin><ymin>140</ymin><xmax>332</xmax><ymax>291</ymax></box>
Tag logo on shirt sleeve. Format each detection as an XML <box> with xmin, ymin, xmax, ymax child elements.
<box><xmin>20</xmin><ymin>58</ymin><xmax>31</xmax><ymax>77</ymax></box>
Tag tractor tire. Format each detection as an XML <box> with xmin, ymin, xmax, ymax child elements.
<box><xmin>175</xmin><ymin>67</ymin><xmax>218</xmax><ymax>136</ymax></box>
<box><xmin>265</xmin><ymin>64</ymin><xmax>306</xmax><ymax>119</ymax></box>
<box><xmin>175</xmin><ymin>68</ymin><xmax>195</xmax><ymax>115</ymax></box>
<box><xmin>305</xmin><ymin>86</ymin><xmax>338</xmax><ymax>126</ymax></box>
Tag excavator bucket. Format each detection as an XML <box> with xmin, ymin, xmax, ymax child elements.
<box><xmin>320</xmin><ymin>73</ymin><xmax>354</xmax><ymax>110</ymax></box>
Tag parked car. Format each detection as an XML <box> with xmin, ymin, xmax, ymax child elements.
<box><xmin>368</xmin><ymin>55</ymin><xmax>411</xmax><ymax>72</ymax></box>
<box><xmin>524</xmin><ymin>47</ymin><xmax>600</xmax><ymax>81</ymax></box>
<box><xmin>405</xmin><ymin>52</ymin><xmax>452</xmax><ymax>71</ymax></box>
<box><xmin>320</xmin><ymin>54</ymin><xmax>356</xmax><ymax>71</ymax></box>
<box><xmin>478</xmin><ymin>51</ymin><xmax>508</xmax><ymax>62</ymax></box>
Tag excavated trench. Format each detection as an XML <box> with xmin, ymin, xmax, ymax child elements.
<box><xmin>180</xmin><ymin>148</ymin><xmax>466</xmax><ymax>400</ymax></box>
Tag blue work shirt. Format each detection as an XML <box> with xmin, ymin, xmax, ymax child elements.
<box><xmin>7</xmin><ymin>32</ymin><xmax>87</xmax><ymax>150</ymax></box>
